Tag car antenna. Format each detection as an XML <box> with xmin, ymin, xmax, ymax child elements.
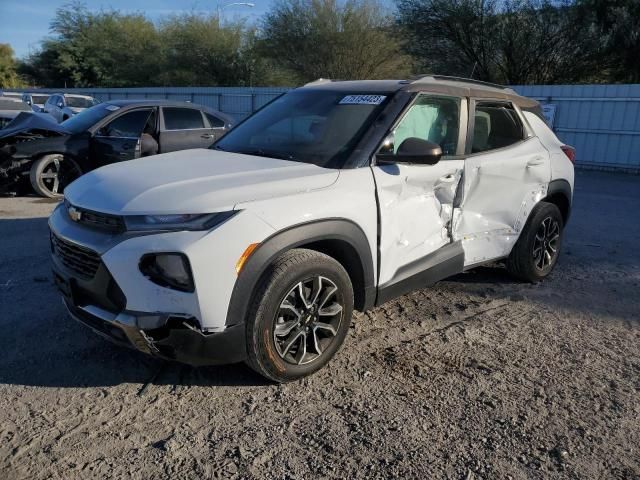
<box><xmin>469</xmin><ymin>62</ymin><xmax>477</xmax><ymax>79</ymax></box>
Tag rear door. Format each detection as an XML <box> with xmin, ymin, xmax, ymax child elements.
<box><xmin>90</xmin><ymin>108</ymin><xmax>153</xmax><ymax>167</ymax></box>
<box><xmin>159</xmin><ymin>107</ymin><xmax>215</xmax><ymax>153</ymax></box>
<box><xmin>453</xmin><ymin>100</ymin><xmax>551</xmax><ymax>266</ymax></box>
<box><xmin>372</xmin><ymin>93</ymin><xmax>467</xmax><ymax>291</ymax></box>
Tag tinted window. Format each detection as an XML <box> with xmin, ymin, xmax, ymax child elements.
<box><xmin>471</xmin><ymin>102</ymin><xmax>524</xmax><ymax>153</ymax></box>
<box><xmin>214</xmin><ymin>90</ymin><xmax>389</xmax><ymax>168</ymax></box>
<box><xmin>32</xmin><ymin>95</ymin><xmax>49</xmax><ymax>104</ymax></box>
<box><xmin>66</xmin><ymin>97</ymin><xmax>97</xmax><ymax>108</ymax></box>
<box><xmin>205</xmin><ymin>112</ymin><xmax>225</xmax><ymax>128</ymax></box>
<box><xmin>100</xmin><ymin>109</ymin><xmax>152</xmax><ymax>138</ymax></box>
<box><xmin>380</xmin><ymin>94</ymin><xmax>460</xmax><ymax>156</ymax></box>
<box><xmin>163</xmin><ymin>108</ymin><xmax>205</xmax><ymax>130</ymax></box>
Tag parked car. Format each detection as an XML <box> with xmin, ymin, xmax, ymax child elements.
<box><xmin>0</xmin><ymin>100</ymin><xmax>233</xmax><ymax>197</ymax></box>
<box><xmin>0</xmin><ymin>91</ymin><xmax>23</xmax><ymax>100</ymax></box>
<box><xmin>43</xmin><ymin>93</ymin><xmax>100</xmax><ymax>122</ymax></box>
<box><xmin>21</xmin><ymin>92</ymin><xmax>51</xmax><ymax>112</ymax></box>
<box><xmin>49</xmin><ymin>76</ymin><xmax>575</xmax><ymax>382</ymax></box>
<box><xmin>0</xmin><ymin>98</ymin><xmax>32</xmax><ymax>129</ymax></box>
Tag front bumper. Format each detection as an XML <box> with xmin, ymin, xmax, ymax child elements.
<box><xmin>61</xmin><ymin>297</ymin><xmax>247</xmax><ymax>366</ymax></box>
<box><xmin>51</xmin><ymin>237</ymin><xmax>247</xmax><ymax>366</ymax></box>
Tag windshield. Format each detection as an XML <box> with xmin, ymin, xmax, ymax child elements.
<box><xmin>31</xmin><ymin>95</ymin><xmax>49</xmax><ymax>104</ymax></box>
<box><xmin>212</xmin><ymin>90</ymin><xmax>390</xmax><ymax>168</ymax></box>
<box><xmin>66</xmin><ymin>96</ymin><xmax>98</xmax><ymax>108</ymax></box>
<box><xmin>61</xmin><ymin>103</ymin><xmax>116</xmax><ymax>133</ymax></box>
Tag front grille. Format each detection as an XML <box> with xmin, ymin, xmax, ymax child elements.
<box><xmin>51</xmin><ymin>232</ymin><xmax>101</xmax><ymax>279</ymax></box>
<box><xmin>71</xmin><ymin>205</ymin><xmax>125</xmax><ymax>233</ymax></box>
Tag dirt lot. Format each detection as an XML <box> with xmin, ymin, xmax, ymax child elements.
<box><xmin>0</xmin><ymin>170</ymin><xmax>638</xmax><ymax>479</ymax></box>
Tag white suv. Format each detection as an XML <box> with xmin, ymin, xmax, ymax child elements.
<box><xmin>44</xmin><ymin>93</ymin><xmax>99</xmax><ymax>122</ymax></box>
<box><xmin>49</xmin><ymin>76</ymin><xmax>575</xmax><ymax>382</ymax></box>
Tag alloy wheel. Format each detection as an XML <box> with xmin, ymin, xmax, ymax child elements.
<box><xmin>273</xmin><ymin>276</ymin><xmax>344</xmax><ymax>366</ymax></box>
<box><xmin>532</xmin><ymin>216</ymin><xmax>560</xmax><ymax>270</ymax></box>
<box><xmin>39</xmin><ymin>156</ymin><xmax>82</xmax><ymax>196</ymax></box>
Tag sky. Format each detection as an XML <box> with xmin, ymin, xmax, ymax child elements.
<box><xmin>0</xmin><ymin>0</ymin><xmax>271</xmax><ymax>58</ymax></box>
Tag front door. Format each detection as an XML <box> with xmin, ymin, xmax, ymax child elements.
<box><xmin>372</xmin><ymin>93</ymin><xmax>466</xmax><ymax>292</ymax></box>
<box><xmin>90</xmin><ymin>109</ymin><xmax>153</xmax><ymax>167</ymax></box>
<box><xmin>159</xmin><ymin>107</ymin><xmax>215</xmax><ymax>153</ymax></box>
<box><xmin>454</xmin><ymin>100</ymin><xmax>551</xmax><ymax>266</ymax></box>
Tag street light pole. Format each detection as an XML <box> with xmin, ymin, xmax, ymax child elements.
<box><xmin>216</xmin><ymin>2</ymin><xmax>255</xmax><ymax>25</ymax></box>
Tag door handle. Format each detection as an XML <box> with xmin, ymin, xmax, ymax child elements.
<box><xmin>438</xmin><ymin>173</ymin><xmax>457</xmax><ymax>182</ymax></box>
<box><xmin>201</xmin><ymin>134</ymin><xmax>215</xmax><ymax>139</ymax></box>
<box><xmin>527</xmin><ymin>157</ymin><xmax>544</xmax><ymax>167</ymax></box>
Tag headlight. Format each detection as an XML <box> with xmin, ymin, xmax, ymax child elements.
<box><xmin>124</xmin><ymin>211</ymin><xmax>236</xmax><ymax>231</ymax></box>
<box><xmin>140</xmin><ymin>253</ymin><xmax>194</xmax><ymax>292</ymax></box>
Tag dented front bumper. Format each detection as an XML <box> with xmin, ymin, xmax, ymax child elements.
<box><xmin>51</xmin><ymin>243</ymin><xmax>246</xmax><ymax>366</ymax></box>
<box><xmin>62</xmin><ymin>298</ymin><xmax>246</xmax><ymax>366</ymax></box>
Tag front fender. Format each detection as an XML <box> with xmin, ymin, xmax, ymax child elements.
<box><xmin>225</xmin><ymin>219</ymin><xmax>376</xmax><ymax>327</ymax></box>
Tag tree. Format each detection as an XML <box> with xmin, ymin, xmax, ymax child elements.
<box><xmin>396</xmin><ymin>0</ymin><xmax>600</xmax><ymax>84</ymax></box>
<box><xmin>157</xmin><ymin>14</ymin><xmax>257</xmax><ymax>86</ymax></box>
<box><xmin>260</xmin><ymin>0</ymin><xmax>411</xmax><ymax>84</ymax></box>
<box><xmin>0</xmin><ymin>44</ymin><xmax>23</xmax><ymax>88</ymax></box>
<box><xmin>578</xmin><ymin>0</ymin><xmax>640</xmax><ymax>82</ymax></box>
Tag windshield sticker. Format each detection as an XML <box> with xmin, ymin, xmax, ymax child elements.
<box><xmin>105</xmin><ymin>105</ymin><xmax>120</xmax><ymax>111</ymax></box>
<box><xmin>339</xmin><ymin>95</ymin><xmax>386</xmax><ymax>105</ymax></box>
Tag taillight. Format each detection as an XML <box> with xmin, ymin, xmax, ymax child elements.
<box><xmin>561</xmin><ymin>145</ymin><xmax>576</xmax><ymax>164</ymax></box>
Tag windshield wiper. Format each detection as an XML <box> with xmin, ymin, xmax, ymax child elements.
<box><xmin>232</xmin><ymin>148</ymin><xmax>296</xmax><ymax>161</ymax></box>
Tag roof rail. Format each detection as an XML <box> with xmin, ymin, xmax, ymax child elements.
<box><xmin>304</xmin><ymin>78</ymin><xmax>336</xmax><ymax>86</ymax></box>
<box><xmin>411</xmin><ymin>74</ymin><xmax>515</xmax><ymax>93</ymax></box>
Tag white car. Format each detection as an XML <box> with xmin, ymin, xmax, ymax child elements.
<box><xmin>21</xmin><ymin>92</ymin><xmax>50</xmax><ymax>112</ymax></box>
<box><xmin>49</xmin><ymin>76</ymin><xmax>575</xmax><ymax>382</ymax></box>
<box><xmin>43</xmin><ymin>93</ymin><xmax>99</xmax><ymax>122</ymax></box>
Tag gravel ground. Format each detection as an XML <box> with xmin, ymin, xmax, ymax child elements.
<box><xmin>0</xmin><ymin>170</ymin><xmax>639</xmax><ymax>480</ymax></box>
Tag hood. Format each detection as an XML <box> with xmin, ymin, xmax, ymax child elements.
<box><xmin>65</xmin><ymin>149</ymin><xmax>340</xmax><ymax>215</ymax></box>
<box><xmin>0</xmin><ymin>112</ymin><xmax>69</xmax><ymax>140</ymax></box>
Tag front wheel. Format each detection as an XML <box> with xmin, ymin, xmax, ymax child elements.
<box><xmin>507</xmin><ymin>201</ymin><xmax>564</xmax><ymax>282</ymax></box>
<box><xmin>29</xmin><ymin>154</ymin><xmax>82</xmax><ymax>198</ymax></box>
<box><xmin>245</xmin><ymin>249</ymin><xmax>354</xmax><ymax>383</ymax></box>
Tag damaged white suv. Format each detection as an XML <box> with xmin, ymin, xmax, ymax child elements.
<box><xmin>49</xmin><ymin>76</ymin><xmax>575</xmax><ymax>382</ymax></box>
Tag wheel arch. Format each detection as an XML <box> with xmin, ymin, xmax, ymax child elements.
<box><xmin>225</xmin><ymin>219</ymin><xmax>376</xmax><ymax>327</ymax></box>
<box><xmin>543</xmin><ymin>179</ymin><xmax>572</xmax><ymax>224</ymax></box>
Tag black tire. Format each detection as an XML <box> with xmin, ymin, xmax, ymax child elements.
<box><xmin>245</xmin><ymin>248</ymin><xmax>354</xmax><ymax>383</ymax></box>
<box><xmin>507</xmin><ymin>201</ymin><xmax>564</xmax><ymax>282</ymax></box>
<box><xmin>29</xmin><ymin>154</ymin><xmax>82</xmax><ymax>198</ymax></box>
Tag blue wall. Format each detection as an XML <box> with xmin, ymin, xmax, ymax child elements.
<box><xmin>13</xmin><ymin>84</ymin><xmax>640</xmax><ymax>172</ymax></box>
<box><xmin>513</xmin><ymin>84</ymin><xmax>640</xmax><ymax>172</ymax></box>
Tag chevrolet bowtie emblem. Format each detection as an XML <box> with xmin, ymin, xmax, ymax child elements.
<box><xmin>68</xmin><ymin>206</ymin><xmax>82</xmax><ymax>222</ymax></box>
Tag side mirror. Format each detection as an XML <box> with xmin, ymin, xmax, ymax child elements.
<box><xmin>377</xmin><ymin>137</ymin><xmax>443</xmax><ymax>166</ymax></box>
<box><xmin>58</xmin><ymin>102</ymin><xmax>64</xmax><ymax>108</ymax></box>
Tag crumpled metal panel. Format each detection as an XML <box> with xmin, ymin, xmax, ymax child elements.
<box><xmin>373</xmin><ymin>161</ymin><xmax>464</xmax><ymax>284</ymax></box>
<box><xmin>453</xmin><ymin>137</ymin><xmax>551</xmax><ymax>266</ymax></box>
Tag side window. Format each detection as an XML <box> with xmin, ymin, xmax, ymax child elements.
<box><xmin>163</xmin><ymin>108</ymin><xmax>205</xmax><ymax>130</ymax></box>
<box><xmin>99</xmin><ymin>109</ymin><xmax>152</xmax><ymax>138</ymax></box>
<box><xmin>205</xmin><ymin>112</ymin><xmax>225</xmax><ymax>128</ymax></box>
<box><xmin>381</xmin><ymin>94</ymin><xmax>461</xmax><ymax>156</ymax></box>
<box><xmin>471</xmin><ymin>102</ymin><xmax>524</xmax><ymax>153</ymax></box>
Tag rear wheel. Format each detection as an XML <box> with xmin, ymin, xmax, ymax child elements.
<box><xmin>29</xmin><ymin>154</ymin><xmax>82</xmax><ymax>198</ymax></box>
<box><xmin>507</xmin><ymin>201</ymin><xmax>564</xmax><ymax>282</ymax></box>
<box><xmin>245</xmin><ymin>249</ymin><xmax>354</xmax><ymax>382</ymax></box>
